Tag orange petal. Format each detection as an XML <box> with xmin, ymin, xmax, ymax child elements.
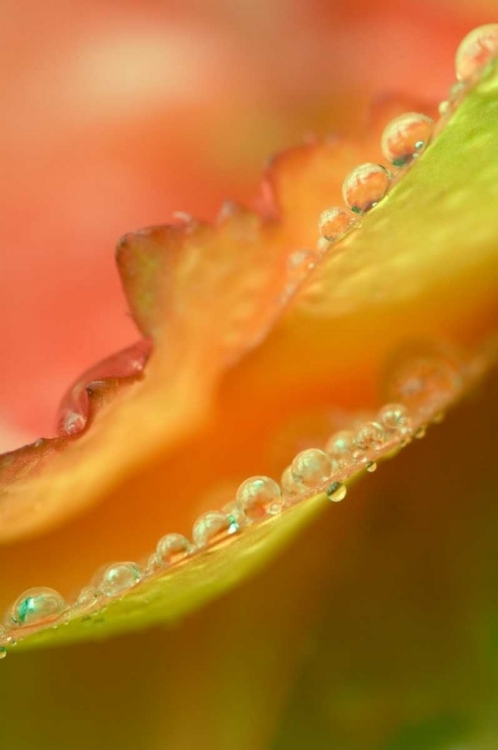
<box><xmin>0</xmin><ymin>55</ymin><xmax>497</xmax><ymax>647</ymax></box>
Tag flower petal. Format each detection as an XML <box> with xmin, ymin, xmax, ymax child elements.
<box><xmin>1</xmin><ymin>60</ymin><xmax>497</xmax><ymax>650</ymax></box>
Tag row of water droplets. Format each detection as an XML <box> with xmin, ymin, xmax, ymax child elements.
<box><xmin>1</xmin><ymin>25</ymin><xmax>496</xmax><ymax>659</ymax></box>
<box><xmin>0</xmin><ymin>392</ymin><xmax>439</xmax><ymax>656</ymax></box>
<box><xmin>316</xmin><ymin>24</ymin><xmax>498</xmax><ymax>248</ymax></box>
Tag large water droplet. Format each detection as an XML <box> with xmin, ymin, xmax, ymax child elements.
<box><xmin>10</xmin><ymin>587</ymin><xmax>67</xmax><ymax>627</ymax></box>
<box><xmin>156</xmin><ymin>533</ymin><xmax>192</xmax><ymax>566</ymax></box>
<box><xmin>318</xmin><ymin>207</ymin><xmax>356</xmax><ymax>242</ymax></box>
<box><xmin>193</xmin><ymin>511</ymin><xmax>239</xmax><ymax>548</ymax></box>
<box><xmin>291</xmin><ymin>448</ymin><xmax>333</xmax><ymax>487</ymax></box>
<box><xmin>455</xmin><ymin>24</ymin><xmax>498</xmax><ymax>81</ymax></box>
<box><xmin>98</xmin><ymin>562</ymin><xmax>141</xmax><ymax>597</ymax></box>
<box><xmin>381</xmin><ymin>112</ymin><xmax>434</xmax><ymax>167</ymax></box>
<box><xmin>236</xmin><ymin>476</ymin><xmax>282</xmax><ymax>520</ymax></box>
<box><xmin>342</xmin><ymin>163</ymin><xmax>391</xmax><ymax>214</ymax></box>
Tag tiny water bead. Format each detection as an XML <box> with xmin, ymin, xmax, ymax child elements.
<box><xmin>10</xmin><ymin>587</ymin><xmax>67</xmax><ymax>627</ymax></box>
<box><xmin>0</xmin><ymin>646</ymin><xmax>7</xmax><ymax>660</ymax></box>
<box><xmin>381</xmin><ymin>112</ymin><xmax>434</xmax><ymax>167</ymax></box>
<box><xmin>156</xmin><ymin>533</ymin><xmax>192</xmax><ymax>566</ymax></box>
<box><xmin>291</xmin><ymin>448</ymin><xmax>333</xmax><ymax>487</ymax></box>
<box><xmin>318</xmin><ymin>207</ymin><xmax>356</xmax><ymax>242</ymax></box>
<box><xmin>326</xmin><ymin>481</ymin><xmax>347</xmax><ymax>502</ymax></box>
<box><xmin>193</xmin><ymin>511</ymin><xmax>240</xmax><ymax>548</ymax></box>
<box><xmin>366</xmin><ymin>461</ymin><xmax>377</xmax><ymax>473</ymax></box>
<box><xmin>455</xmin><ymin>24</ymin><xmax>498</xmax><ymax>82</ymax></box>
<box><xmin>98</xmin><ymin>562</ymin><xmax>141</xmax><ymax>597</ymax></box>
<box><xmin>354</xmin><ymin>421</ymin><xmax>386</xmax><ymax>452</ymax></box>
<box><xmin>236</xmin><ymin>476</ymin><xmax>283</xmax><ymax>520</ymax></box>
<box><xmin>342</xmin><ymin>163</ymin><xmax>391</xmax><ymax>214</ymax></box>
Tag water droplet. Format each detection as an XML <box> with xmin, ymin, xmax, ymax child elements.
<box><xmin>0</xmin><ymin>646</ymin><xmax>6</xmax><ymax>660</ymax></box>
<box><xmin>318</xmin><ymin>207</ymin><xmax>356</xmax><ymax>242</ymax></box>
<box><xmin>354</xmin><ymin>421</ymin><xmax>386</xmax><ymax>452</ymax></box>
<box><xmin>291</xmin><ymin>448</ymin><xmax>333</xmax><ymax>487</ymax></box>
<box><xmin>74</xmin><ymin>586</ymin><xmax>103</xmax><ymax>611</ymax></box>
<box><xmin>62</xmin><ymin>410</ymin><xmax>86</xmax><ymax>436</ymax></box>
<box><xmin>144</xmin><ymin>553</ymin><xmax>160</xmax><ymax>574</ymax></box>
<box><xmin>156</xmin><ymin>533</ymin><xmax>192</xmax><ymax>566</ymax></box>
<box><xmin>236</xmin><ymin>476</ymin><xmax>282</xmax><ymax>520</ymax></box>
<box><xmin>342</xmin><ymin>163</ymin><xmax>391</xmax><ymax>214</ymax></box>
<box><xmin>325</xmin><ymin>429</ymin><xmax>356</xmax><ymax>462</ymax></box>
<box><xmin>193</xmin><ymin>511</ymin><xmax>239</xmax><ymax>548</ymax></box>
<box><xmin>326</xmin><ymin>481</ymin><xmax>347</xmax><ymax>502</ymax></box>
<box><xmin>378</xmin><ymin>405</ymin><xmax>412</xmax><ymax>443</ymax></box>
<box><xmin>414</xmin><ymin>426</ymin><xmax>427</xmax><ymax>439</ymax></box>
<box><xmin>280</xmin><ymin>466</ymin><xmax>302</xmax><ymax>501</ymax></box>
<box><xmin>98</xmin><ymin>562</ymin><xmax>141</xmax><ymax>597</ymax></box>
<box><xmin>384</xmin><ymin>346</ymin><xmax>462</xmax><ymax>416</ymax></box>
<box><xmin>381</xmin><ymin>112</ymin><xmax>434</xmax><ymax>167</ymax></box>
<box><xmin>366</xmin><ymin>461</ymin><xmax>377</xmax><ymax>473</ymax></box>
<box><xmin>455</xmin><ymin>24</ymin><xmax>498</xmax><ymax>82</ymax></box>
<box><xmin>10</xmin><ymin>587</ymin><xmax>67</xmax><ymax>627</ymax></box>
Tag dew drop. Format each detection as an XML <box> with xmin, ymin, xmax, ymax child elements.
<box><xmin>384</xmin><ymin>347</ymin><xmax>462</xmax><ymax>416</ymax></box>
<box><xmin>144</xmin><ymin>553</ymin><xmax>160</xmax><ymax>574</ymax></box>
<box><xmin>318</xmin><ymin>207</ymin><xmax>356</xmax><ymax>242</ymax></box>
<box><xmin>280</xmin><ymin>465</ymin><xmax>302</xmax><ymax>501</ymax></box>
<box><xmin>455</xmin><ymin>24</ymin><xmax>498</xmax><ymax>82</ymax></box>
<box><xmin>62</xmin><ymin>410</ymin><xmax>86</xmax><ymax>436</ymax></box>
<box><xmin>354</xmin><ymin>421</ymin><xmax>386</xmax><ymax>452</ymax></box>
<box><xmin>74</xmin><ymin>586</ymin><xmax>103</xmax><ymax>611</ymax></box>
<box><xmin>156</xmin><ymin>533</ymin><xmax>192</xmax><ymax>567</ymax></box>
<box><xmin>326</xmin><ymin>481</ymin><xmax>347</xmax><ymax>502</ymax></box>
<box><xmin>366</xmin><ymin>461</ymin><xmax>377</xmax><ymax>473</ymax></box>
<box><xmin>377</xmin><ymin>402</ymin><xmax>412</xmax><ymax>434</ymax></box>
<box><xmin>415</xmin><ymin>426</ymin><xmax>427</xmax><ymax>439</ymax></box>
<box><xmin>10</xmin><ymin>587</ymin><xmax>67</xmax><ymax>627</ymax></box>
<box><xmin>98</xmin><ymin>562</ymin><xmax>141</xmax><ymax>597</ymax></box>
<box><xmin>236</xmin><ymin>476</ymin><xmax>283</xmax><ymax>520</ymax></box>
<box><xmin>291</xmin><ymin>448</ymin><xmax>333</xmax><ymax>487</ymax></box>
<box><xmin>325</xmin><ymin>429</ymin><xmax>356</xmax><ymax>462</ymax></box>
<box><xmin>381</xmin><ymin>112</ymin><xmax>434</xmax><ymax>167</ymax></box>
<box><xmin>0</xmin><ymin>646</ymin><xmax>6</xmax><ymax>660</ymax></box>
<box><xmin>342</xmin><ymin>163</ymin><xmax>391</xmax><ymax>214</ymax></box>
<box><xmin>193</xmin><ymin>511</ymin><xmax>239</xmax><ymax>548</ymax></box>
